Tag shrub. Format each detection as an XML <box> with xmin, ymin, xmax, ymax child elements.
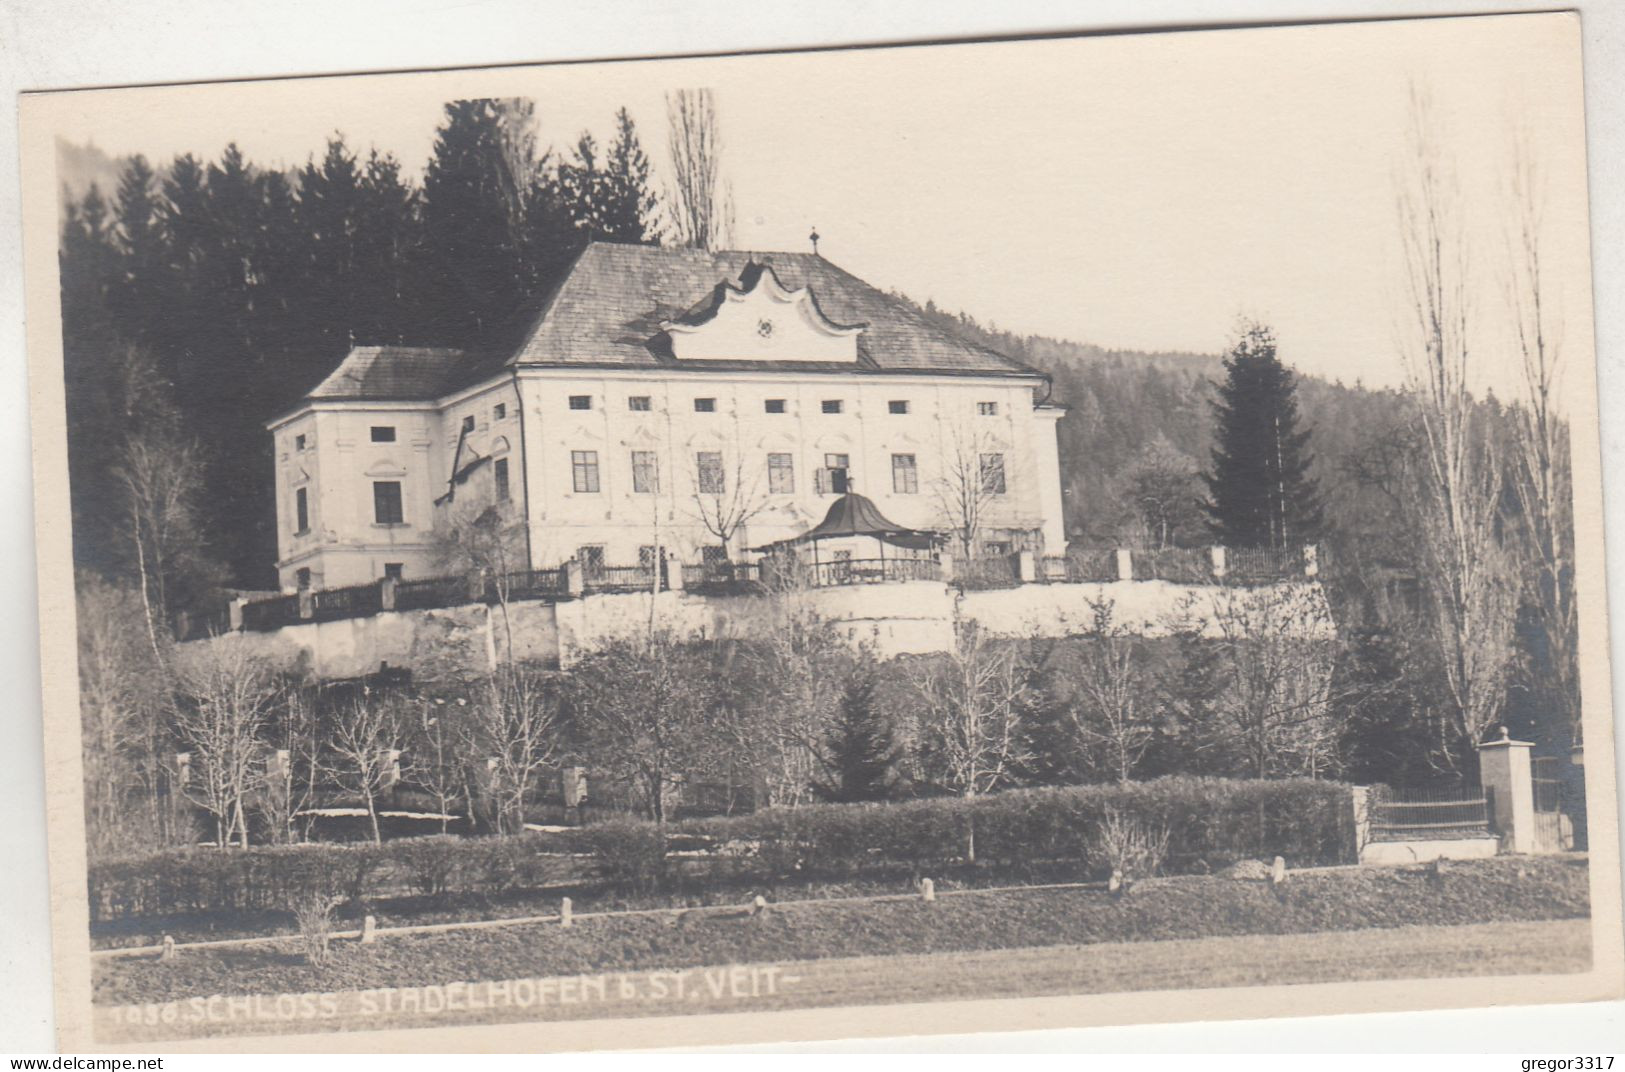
<box><xmin>290</xmin><ymin>891</ymin><xmax>340</xmax><ymax>966</ymax></box>
<box><xmin>395</xmin><ymin>836</ymin><xmax>463</xmax><ymax>897</ymax></box>
<box><xmin>582</xmin><ymin>820</ymin><xmax>667</xmax><ymax>894</ymax></box>
<box><xmin>1091</xmin><ymin>805</ymin><xmax>1170</xmax><ymax>880</ymax></box>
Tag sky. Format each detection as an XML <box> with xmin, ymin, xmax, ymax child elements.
<box><xmin>38</xmin><ymin>13</ymin><xmax>1593</xmax><ymax>396</ymax></box>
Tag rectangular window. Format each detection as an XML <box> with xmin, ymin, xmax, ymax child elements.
<box><xmin>373</xmin><ymin>481</ymin><xmax>404</xmax><ymax>524</ymax></box>
<box><xmin>571</xmin><ymin>450</ymin><xmax>600</xmax><ymax>493</ymax></box>
<box><xmin>701</xmin><ymin>545</ymin><xmax>730</xmax><ymax>569</ymax></box>
<box><xmin>384</xmin><ymin>562</ymin><xmax>404</xmax><ymax>581</ymax></box>
<box><xmin>983</xmin><ymin>540</ymin><xmax>1012</xmax><ymax>557</ymax></box>
<box><xmin>461</xmin><ymin>415</ymin><xmax>475</xmax><ymax>433</ymax></box>
<box><xmin>494</xmin><ymin>457</ymin><xmax>510</xmax><ymax>501</ymax></box>
<box><xmin>631</xmin><ymin>450</ymin><xmax>659</xmax><ymax>494</ymax></box>
<box><xmin>294</xmin><ymin>433</ymin><xmax>307</xmax><ymax>451</ymax></box>
<box><xmin>888</xmin><ymin>400</ymin><xmax>910</xmax><ymax>415</ymax></box>
<box><xmin>765</xmin><ymin>398</ymin><xmax>786</xmax><ymax>414</ymax></box>
<box><xmin>977</xmin><ymin>401</ymin><xmax>999</xmax><ymax>416</ymax></box>
<box><xmin>818</xmin><ymin>452</ymin><xmax>850</xmax><ymax>494</ymax></box>
<box><xmin>493</xmin><ymin>403</ymin><xmax>506</xmax><ymax>421</ymax></box>
<box><xmin>821</xmin><ymin>399</ymin><xmax>843</xmax><ymax>414</ymax></box>
<box><xmin>891</xmin><ymin>453</ymin><xmax>918</xmax><ymax>494</ymax></box>
<box><xmin>767</xmin><ymin>452</ymin><xmax>795</xmax><ymax>494</ymax></box>
<box><xmin>569</xmin><ymin>395</ymin><xmax>592</xmax><ymax>410</ymax></box>
<box><xmin>628</xmin><ymin>395</ymin><xmax>652</xmax><ymax>411</ymax></box>
<box><xmin>696</xmin><ymin>451</ymin><xmax>725</xmax><ymax>494</ymax></box>
<box><xmin>638</xmin><ymin>544</ymin><xmax>659</xmax><ymax>571</ymax></box>
<box><xmin>694</xmin><ymin>397</ymin><xmax>716</xmax><ymax>413</ymax></box>
<box><xmin>979</xmin><ymin>452</ymin><xmax>1007</xmax><ymax>495</ymax></box>
<box><xmin>295</xmin><ymin>567</ymin><xmax>312</xmax><ymax>590</ymax></box>
<box><xmin>370</xmin><ymin>425</ymin><xmax>396</xmax><ymax>443</ymax></box>
<box><xmin>295</xmin><ymin>487</ymin><xmax>309</xmax><ymax>534</ymax></box>
<box><xmin>577</xmin><ymin>544</ymin><xmax>606</xmax><ymax>576</ymax></box>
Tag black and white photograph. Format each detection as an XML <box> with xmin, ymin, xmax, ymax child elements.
<box><xmin>12</xmin><ymin>8</ymin><xmax>1623</xmax><ymax>1051</ymax></box>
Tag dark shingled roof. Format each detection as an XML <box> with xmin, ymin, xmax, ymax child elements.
<box><xmin>306</xmin><ymin>346</ymin><xmax>470</xmax><ymax>401</ymax></box>
<box><xmin>509</xmin><ymin>243</ymin><xmax>1040</xmax><ymax>377</ymax></box>
<box><xmin>301</xmin><ymin>242</ymin><xmax>1040</xmax><ymax>406</ymax></box>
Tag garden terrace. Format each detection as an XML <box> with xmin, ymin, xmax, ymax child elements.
<box><xmin>179</xmin><ymin>544</ymin><xmax>1319</xmax><ymax>640</ymax></box>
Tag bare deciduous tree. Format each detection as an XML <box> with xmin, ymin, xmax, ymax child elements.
<box><xmin>689</xmin><ymin>450</ymin><xmax>768</xmax><ymax>562</ymax></box>
<box><xmin>1208</xmin><ymin>584</ymin><xmax>1344</xmax><ymax>779</ymax></box>
<box><xmin>413</xmin><ymin>694</ymin><xmax>474</xmax><ymax>834</ymax></box>
<box><xmin>172</xmin><ymin>641</ymin><xmax>282</xmax><ymax>848</ymax></box>
<box><xmin>433</xmin><ymin>498</ymin><xmax>529</xmax><ymax>657</ymax></box>
<box><xmin>255</xmin><ymin>686</ymin><xmax>321</xmax><ymax>845</ymax></box>
<box><xmin>116</xmin><ymin>430</ymin><xmax>207</xmax><ymax>665</ymax></box>
<box><xmin>665</xmin><ymin>88</ymin><xmax>733</xmax><ymax>251</ymax></box>
<box><xmin>911</xmin><ymin>622</ymin><xmax>1036</xmax><ymax>858</ymax></box>
<box><xmin>1394</xmin><ymin>86</ymin><xmax>1521</xmax><ymax>767</ymax></box>
<box><xmin>1503</xmin><ymin>134</ymin><xmax>1579</xmax><ymax>748</ymax></box>
<box><xmin>325</xmin><ymin>689</ymin><xmax>412</xmax><ymax>846</ymax></box>
<box><xmin>571</xmin><ymin>631</ymin><xmax>719</xmax><ymax>828</ymax></box>
<box><xmin>933</xmin><ymin>422</ymin><xmax>1004</xmax><ymax>561</ymax></box>
<box><xmin>730</xmin><ymin>585</ymin><xmax>848</xmax><ymax>807</ymax></box>
<box><xmin>77</xmin><ymin>576</ymin><xmax>170</xmax><ymax>856</ymax></box>
<box><xmin>1064</xmin><ymin>598</ymin><xmax>1155</xmax><ymax>783</ymax></box>
<box><xmin>470</xmin><ymin>664</ymin><xmax>562</xmax><ymax>835</ymax></box>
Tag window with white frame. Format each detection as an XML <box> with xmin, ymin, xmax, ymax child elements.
<box><xmin>891</xmin><ymin>453</ymin><xmax>918</xmax><ymax>494</ymax></box>
<box><xmin>979</xmin><ymin>452</ymin><xmax>1006</xmax><ymax>494</ymax></box>
<box><xmin>696</xmin><ymin>451</ymin><xmax>725</xmax><ymax>494</ymax></box>
<box><xmin>767</xmin><ymin>452</ymin><xmax>794</xmax><ymax>494</ymax></box>
<box><xmin>631</xmin><ymin>450</ymin><xmax>659</xmax><ymax>494</ymax></box>
<box><xmin>571</xmin><ymin>450</ymin><xmax>600</xmax><ymax>493</ymax></box>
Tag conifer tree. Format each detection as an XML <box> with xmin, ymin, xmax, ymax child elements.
<box><xmin>419</xmin><ymin>99</ymin><xmax>537</xmax><ymax>344</ymax></box>
<box><xmin>1203</xmin><ymin>322</ymin><xmax>1324</xmax><ymax>549</ymax></box>
<box><xmin>813</xmin><ymin>660</ymin><xmax>900</xmax><ymax>803</ymax></box>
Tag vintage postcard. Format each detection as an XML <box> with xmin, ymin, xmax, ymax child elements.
<box><xmin>16</xmin><ymin>11</ymin><xmax>1623</xmax><ymax>1052</ymax></box>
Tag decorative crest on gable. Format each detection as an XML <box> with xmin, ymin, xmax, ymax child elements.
<box><xmin>661</xmin><ymin>263</ymin><xmax>865</xmax><ymax>364</ymax></box>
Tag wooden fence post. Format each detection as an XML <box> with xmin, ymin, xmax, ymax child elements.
<box><xmin>361</xmin><ymin>914</ymin><xmax>377</xmax><ymax>944</ymax></box>
<box><xmin>560</xmin><ymin>896</ymin><xmax>572</xmax><ymax>928</ymax></box>
<box><xmin>919</xmin><ymin>878</ymin><xmax>935</xmax><ymax>903</ymax></box>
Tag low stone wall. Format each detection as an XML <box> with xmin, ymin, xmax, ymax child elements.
<box><xmin>201</xmin><ymin>577</ymin><xmax>1328</xmax><ymax>682</ymax></box>
<box><xmin>1359</xmin><ymin>837</ymin><xmax>1500</xmax><ymax>865</ymax></box>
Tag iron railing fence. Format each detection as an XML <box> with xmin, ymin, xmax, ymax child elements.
<box><xmin>393</xmin><ymin>576</ymin><xmax>469</xmax><ymax>612</ymax></box>
<box><xmin>1133</xmin><ymin>546</ymin><xmax>1213</xmax><ymax>583</ymax></box>
<box><xmin>583</xmin><ymin>564</ymin><xmax>663</xmax><ymax>593</ymax></box>
<box><xmin>1368</xmin><ymin>783</ymin><xmax>1494</xmax><ymax>842</ymax></box>
<box><xmin>494</xmin><ymin>567</ymin><xmax>570</xmax><ymax>603</ymax></box>
<box><xmin>682</xmin><ymin>561</ymin><xmax>763</xmax><ymax>590</ymax></box>
<box><xmin>241</xmin><ymin>594</ymin><xmax>302</xmax><ymax>633</ymax></box>
<box><xmin>309</xmin><ymin>582</ymin><xmax>383</xmax><ymax>623</ymax></box>
<box><xmin>954</xmin><ymin>554</ymin><xmax>1022</xmax><ymax>590</ymax></box>
<box><xmin>1224</xmin><ymin>547</ymin><xmax>1302</xmax><ymax>586</ymax></box>
<box><xmin>807</xmin><ymin>557</ymin><xmax>940</xmax><ymax>588</ymax></box>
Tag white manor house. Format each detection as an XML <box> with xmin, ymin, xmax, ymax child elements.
<box><xmin>269</xmin><ymin>241</ymin><xmax>1067</xmax><ymax>592</ymax></box>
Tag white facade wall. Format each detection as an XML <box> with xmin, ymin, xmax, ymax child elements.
<box><xmin>271</xmin><ymin>368</ymin><xmax>1065</xmax><ymax>591</ymax></box>
<box><xmin>515</xmin><ymin>367</ymin><xmax>1064</xmax><ymax>568</ymax></box>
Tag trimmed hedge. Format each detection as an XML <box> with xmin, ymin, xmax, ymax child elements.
<box><xmin>679</xmin><ymin>777</ymin><xmax>1354</xmax><ymax>879</ymax></box>
<box><xmin>87</xmin><ymin>778</ymin><xmax>1354</xmax><ymax>922</ymax></box>
<box><xmin>87</xmin><ymin>835</ymin><xmax>558</xmax><ymax>923</ymax></box>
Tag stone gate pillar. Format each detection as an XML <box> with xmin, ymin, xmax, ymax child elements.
<box><xmin>1478</xmin><ymin>727</ymin><xmax>1536</xmax><ymax>854</ymax></box>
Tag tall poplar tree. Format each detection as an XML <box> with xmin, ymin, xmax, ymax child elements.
<box><xmin>1203</xmin><ymin>322</ymin><xmax>1324</xmax><ymax>549</ymax></box>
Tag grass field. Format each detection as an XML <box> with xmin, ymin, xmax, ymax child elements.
<box><xmin>93</xmin><ymin>856</ymin><xmax>1589</xmax><ymax>1011</ymax></box>
<box><xmin>94</xmin><ymin>918</ymin><xmax>1592</xmax><ymax>1043</ymax></box>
